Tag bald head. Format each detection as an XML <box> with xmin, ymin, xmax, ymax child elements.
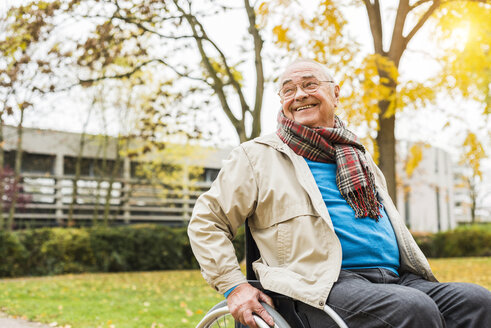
<box><xmin>279</xmin><ymin>59</ymin><xmax>335</xmax><ymax>90</ymax></box>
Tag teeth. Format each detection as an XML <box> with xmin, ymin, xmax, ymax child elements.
<box><xmin>296</xmin><ymin>104</ymin><xmax>315</xmax><ymax>111</ymax></box>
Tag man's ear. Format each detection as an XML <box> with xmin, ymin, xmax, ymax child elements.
<box><xmin>334</xmin><ymin>85</ymin><xmax>340</xmax><ymax>99</ymax></box>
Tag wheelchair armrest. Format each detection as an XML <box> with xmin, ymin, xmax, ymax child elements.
<box><xmin>247</xmin><ymin>279</ymin><xmax>264</xmax><ymax>290</ymax></box>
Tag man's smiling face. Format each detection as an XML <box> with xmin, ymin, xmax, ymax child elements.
<box><xmin>279</xmin><ymin>61</ymin><xmax>340</xmax><ymax>128</ymax></box>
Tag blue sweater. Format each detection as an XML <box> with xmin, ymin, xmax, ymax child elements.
<box><xmin>305</xmin><ymin>158</ymin><xmax>400</xmax><ymax>275</ymax></box>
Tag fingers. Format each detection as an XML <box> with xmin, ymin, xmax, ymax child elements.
<box><xmin>259</xmin><ymin>291</ymin><xmax>275</xmax><ymax>308</ymax></box>
<box><xmin>243</xmin><ymin>308</ymin><xmax>258</xmax><ymax>328</ymax></box>
<box><xmin>254</xmin><ymin>302</ymin><xmax>275</xmax><ymax>327</ymax></box>
<box><xmin>227</xmin><ymin>283</ymin><xmax>275</xmax><ymax>328</ymax></box>
<box><xmin>240</xmin><ymin>303</ymin><xmax>274</xmax><ymax>328</ymax></box>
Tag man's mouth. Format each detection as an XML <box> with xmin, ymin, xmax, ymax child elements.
<box><xmin>295</xmin><ymin>104</ymin><xmax>316</xmax><ymax>112</ymax></box>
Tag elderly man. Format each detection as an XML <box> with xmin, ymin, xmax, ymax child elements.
<box><xmin>188</xmin><ymin>59</ymin><xmax>491</xmax><ymax>328</ymax></box>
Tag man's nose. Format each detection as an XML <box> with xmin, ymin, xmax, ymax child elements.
<box><xmin>293</xmin><ymin>86</ymin><xmax>309</xmax><ymax>100</ymax></box>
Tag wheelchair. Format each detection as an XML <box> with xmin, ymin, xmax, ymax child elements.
<box><xmin>196</xmin><ymin>221</ymin><xmax>349</xmax><ymax>328</ymax></box>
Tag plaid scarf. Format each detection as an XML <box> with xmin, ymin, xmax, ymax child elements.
<box><xmin>276</xmin><ymin>111</ymin><xmax>381</xmax><ymax>220</ymax></box>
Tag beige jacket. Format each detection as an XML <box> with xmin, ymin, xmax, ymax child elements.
<box><xmin>188</xmin><ymin>133</ymin><xmax>436</xmax><ymax>309</ymax></box>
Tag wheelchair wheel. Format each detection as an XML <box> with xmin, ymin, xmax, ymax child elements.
<box><xmin>196</xmin><ymin>300</ymin><xmax>291</xmax><ymax>328</ymax></box>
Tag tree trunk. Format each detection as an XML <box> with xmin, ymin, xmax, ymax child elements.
<box><xmin>376</xmin><ymin>110</ymin><xmax>397</xmax><ymax>201</ymax></box>
<box><xmin>7</xmin><ymin>108</ymin><xmax>24</xmax><ymax>230</ymax></box>
<box><xmin>68</xmin><ymin>133</ymin><xmax>85</xmax><ymax>225</ymax></box>
<box><xmin>0</xmin><ymin>116</ymin><xmax>4</xmax><ymax>229</ymax></box>
<box><xmin>104</xmin><ymin>137</ymin><xmax>122</xmax><ymax>223</ymax></box>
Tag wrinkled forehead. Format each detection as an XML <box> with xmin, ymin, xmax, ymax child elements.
<box><xmin>279</xmin><ymin>61</ymin><xmax>330</xmax><ymax>87</ymax></box>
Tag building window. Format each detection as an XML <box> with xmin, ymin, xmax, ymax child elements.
<box><xmin>1</xmin><ymin>151</ymin><xmax>54</xmax><ymax>175</ymax></box>
<box><xmin>22</xmin><ymin>153</ymin><xmax>55</xmax><ymax>174</ymax></box>
<box><xmin>64</xmin><ymin>157</ymin><xmax>122</xmax><ymax>177</ymax></box>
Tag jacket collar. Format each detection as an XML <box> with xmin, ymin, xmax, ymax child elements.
<box><xmin>253</xmin><ymin>133</ymin><xmax>285</xmax><ymax>150</ymax></box>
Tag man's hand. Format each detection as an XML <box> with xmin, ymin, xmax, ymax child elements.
<box><xmin>227</xmin><ymin>283</ymin><xmax>275</xmax><ymax>328</ymax></box>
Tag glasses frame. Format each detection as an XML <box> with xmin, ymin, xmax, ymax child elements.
<box><xmin>278</xmin><ymin>79</ymin><xmax>335</xmax><ymax>100</ymax></box>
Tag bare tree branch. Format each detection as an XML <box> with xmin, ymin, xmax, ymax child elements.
<box><xmin>362</xmin><ymin>0</ymin><xmax>385</xmax><ymax>54</ymax></box>
<box><xmin>244</xmin><ymin>0</ymin><xmax>264</xmax><ymax>138</ymax></box>
<box><xmin>404</xmin><ymin>0</ymin><xmax>440</xmax><ymax>46</ymax></box>
<box><xmin>44</xmin><ymin>59</ymin><xmax>209</xmax><ymax>93</ymax></box>
<box><xmin>173</xmin><ymin>1</ymin><xmax>242</xmax><ymax>134</ymax></box>
<box><xmin>192</xmin><ymin>17</ymin><xmax>251</xmax><ymax>121</ymax></box>
<box><xmin>409</xmin><ymin>0</ymin><xmax>433</xmax><ymax>10</ymax></box>
<box><xmin>73</xmin><ymin>13</ymin><xmax>198</xmax><ymax>40</ymax></box>
<box><xmin>388</xmin><ymin>0</ymin><xmax>410</xmax><ymax>65</ymax></box>
<box><xmin>174</xmin><ymin>0</ymin><xmax>253</xmax><ymax>139</ymax></box>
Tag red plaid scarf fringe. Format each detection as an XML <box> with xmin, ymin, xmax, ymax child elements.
<box><xmin>276</xmin><ymin>112</ymin><xmax>381</xmax><ymax>220</ymax></box>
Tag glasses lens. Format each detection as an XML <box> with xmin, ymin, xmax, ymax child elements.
<box><xmin>280</xmin><ymin>84</ymin><xmax>296</xmax><ymax>98</ymax></box>
<box><xmin>303</xmin><ymin>79</ymin><xmax>320</xmax><ymax>92</ymax></box>
<box><xmin>280</xmin><ymin>78</ymin><xmax>321</xmax><ymax>99</ymax></box>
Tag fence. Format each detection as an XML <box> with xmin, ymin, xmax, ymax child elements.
<box><xmin>4</xmin><ymin>172</ymin><xmax>212</xmax><ymax>228</ymax></box>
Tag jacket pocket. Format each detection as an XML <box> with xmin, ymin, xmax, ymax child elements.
<box><xmin>250</xmin><ymin>201</ymin><xmax>317</xmax><ymax>229</ymax></box>
<box><xmin>250</xmin><ymin>210</ymin><xmax>322</xmax><ymax>267</ymax></box>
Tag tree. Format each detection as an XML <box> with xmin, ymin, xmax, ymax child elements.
<box><xmin>458</xmin><ymin>132</ymin><xmax>487</xmax><ymax>222</ymax></box>
<box><xmin>0</xmin><ymin>1</ymin><xmax>63</xmax><ymax>229</ymax></box>
<box><xmin>262</xmin><ymin>0</ymin><xmax>490</xmax><ymax>201</ymax></box>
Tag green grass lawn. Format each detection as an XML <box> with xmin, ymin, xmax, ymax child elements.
<box><xmin>0</xmin><ymin>257</ymin><xmax>489</xmax><ymax>328</ymax></box>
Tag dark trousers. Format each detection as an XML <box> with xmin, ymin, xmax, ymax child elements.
<box><xmin>292</xmin><ymin>269</ymin><xmax>491</xmax><ymax>328</ymax></box>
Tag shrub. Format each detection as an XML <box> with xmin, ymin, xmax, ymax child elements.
<box><xmin>413</xmin><ymin>225</ymin><xmax>491</xmax><ymax>258</ymax></box>
<box><xmin>0</xmin><ymin>231</ymin><xmax>27</xmax><ymax>277</ymax></box>
<box><xmin>0</xmin><ymin>224</ymin><xmax>231</xmax><ymax>277</ymax></box>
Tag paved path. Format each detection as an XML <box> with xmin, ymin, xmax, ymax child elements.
<box><xmin>0</xmin><ymin>313</ymin><xmax>51</xmax><ymax>328</ymax></box>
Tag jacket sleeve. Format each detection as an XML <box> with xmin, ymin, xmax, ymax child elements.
<box><xmin>187</xmin><ymin>145</ymin><xmax>258</xmax><ymax>293</ymax></box>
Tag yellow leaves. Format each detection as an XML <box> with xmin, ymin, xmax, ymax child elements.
<box><xmin>460</xmin><ymin>132</ymin><xmax>486</xmax><ymax>181</ymax></box>
<box><xmin>261</xmin><ymin>0</ymin><xmax>353</xmax><ymax>65</ymax></box>
<box><xmin>206</xmin><ymin>58</ymin><xmax>244</xmax><ymax>86</ymax></box>
<box><xmin>255</xmin><ymin>2</ymin><xmax>270</xmax><ymax>28</ymax></box>
<box><xmin>272</xmin><ymin>25</ymin><xmax>291</xmax><ymax>48</ymax></box>
<box><xmin>433</xmin><ymin>2</ymin><xmax>491</xmax><ymax>114</ymax></box>
<box><xmin>405</xmin><ymin>144</ymin><xmax>424</xmax><ymax>178</ymax></box>
<box><xmin>342</xmin><ymin>54</ymin><xmax>400</xmax><ymax>128</ymax></box>
<box><xmin>396</xmin><ymin>81</ymin><xmax>437</xmax><ymax>113</ymax></box>
<box><xmin>257</xmin><ymin>2</ymin><xmax>269</xmax><ymax>17</ymax></box>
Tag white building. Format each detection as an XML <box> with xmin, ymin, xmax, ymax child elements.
<box><xmin>396</xmin><ymin>142</ymin><xmax>455</xmax><ymax>233</ymax></box>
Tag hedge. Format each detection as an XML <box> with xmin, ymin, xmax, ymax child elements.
<box><xmin>0</xmin><ymin>224</ymin><xmax>489</xmax><ymax>278</ymax></box>
<box><xmin>413</xmin><ymin>225</ymin><xmax>491</xmax><ymax>258</ymax></box>
<box><xmin>0</xmin><ymin>224</ymin><xmax>245</xmax><ymax>278</ymax></box>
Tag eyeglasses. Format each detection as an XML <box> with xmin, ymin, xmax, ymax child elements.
<box><xmin>278</xmin><ymin>78</ymin><xmax>335</xmax><ymax>100</ymax></box>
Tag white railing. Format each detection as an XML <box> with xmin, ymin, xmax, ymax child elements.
<box><xmin>2</xmin><ymin>173</ymin><xmax>211</xmax><ymax>227</ymax></box>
